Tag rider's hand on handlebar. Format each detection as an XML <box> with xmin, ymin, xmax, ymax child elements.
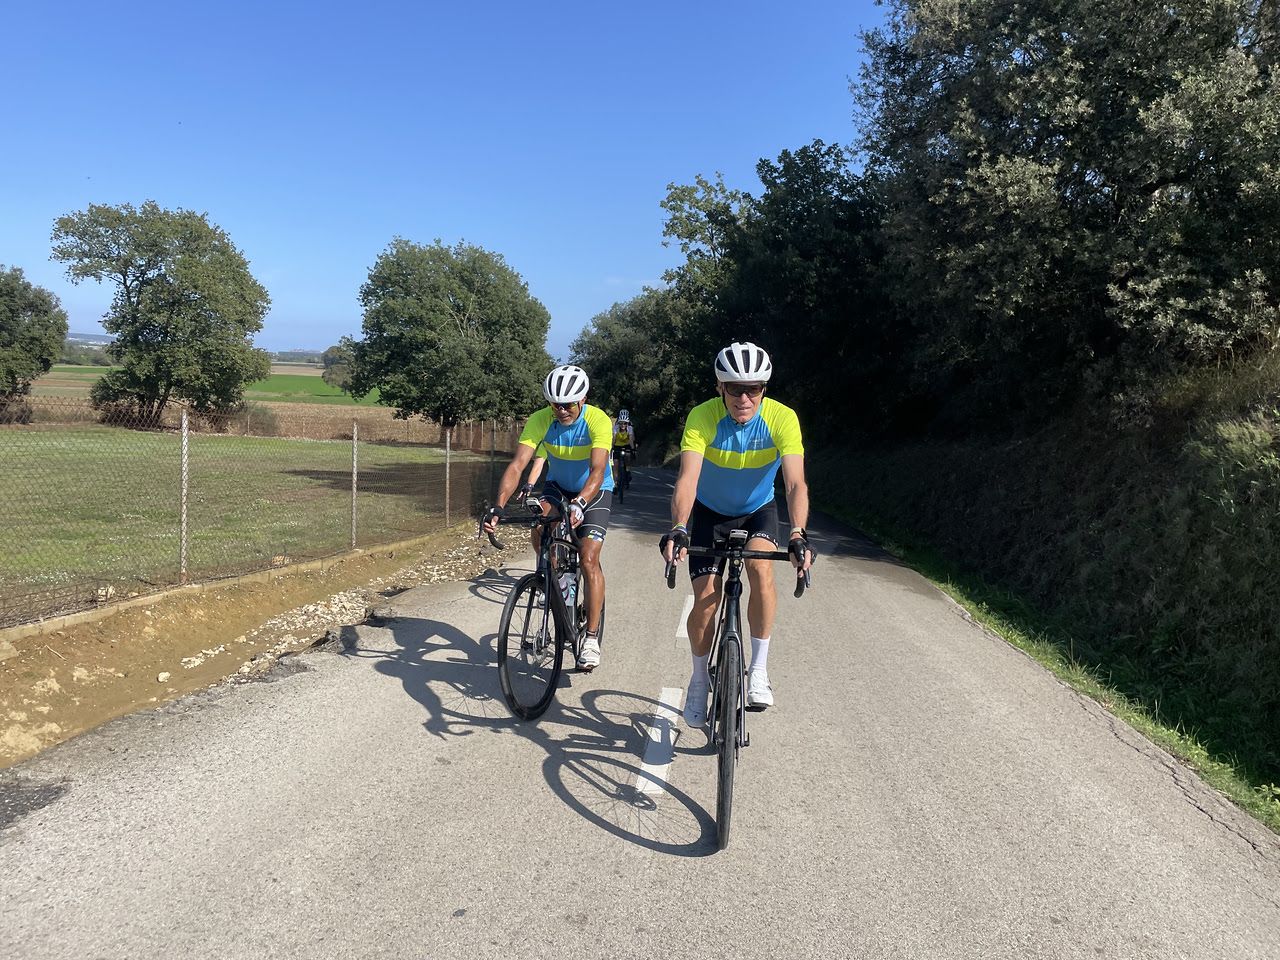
<box><xmin>789</xmin><ymin>529</ymin><xmax>814</xmax><ymax>574</ymax></box>
<box><xmin>659</xmin><ymin>525</ymin><xmax>690</xmax><ymax>563</ymax></box>
<box><xmin>482</xmin><ymin>505</ymin><xmax>504</xmax><ymax>535</ymax></box>
<box><xmin>568</xmin><ymin>497</ymin><xmax>587</xmax><ymax>527</ymax></box>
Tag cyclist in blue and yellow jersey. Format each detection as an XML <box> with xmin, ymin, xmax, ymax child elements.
<box><xmin>611</xmin><ymin>409</ymin><xmax>637</xmax><ymax>486</ymax></box>
<box><xmin>660</xmin><ymin>342</ymin><xmax>814</xmax><ymax>725</ymax></box>
<box><xmin>485</xmin><ymin>365</ymin><xmax>614</xmax><ymax>670</ymax></box>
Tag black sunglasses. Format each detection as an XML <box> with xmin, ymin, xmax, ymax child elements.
<box><xmin>723</xmin><ymin>383</ymin><xmax>765</xmax><ymax>398</ymax></box>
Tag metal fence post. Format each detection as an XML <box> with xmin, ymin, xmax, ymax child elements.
<box><xmin>445</xmin><ymin>425</ymin><xmax>452</xmax><ymax>528</ymax></box>
<box><xmin>489</xmin><ymin>418</ymin><xmax>497</xmax><ymax>500</ymax></box>
<box><xmin>180</xmin><ymin>409</ymin><xmax>189</xmax><ymax>584</ymax></box>
<box><xmin>351</xmin><ymin>419</ymin><xmax>358</xmax><ymax>549</ymax></box>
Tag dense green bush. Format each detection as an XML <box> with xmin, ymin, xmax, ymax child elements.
<box><xmin>810</xmin><ymin>400</ymin><xmax>1280</xmax><ymax>782</ymax></box>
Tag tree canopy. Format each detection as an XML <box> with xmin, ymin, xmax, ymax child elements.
<box><xmin>51</xmin><ymin>201</ymin><xmax>271</xmax><ymax>424</ymax></box>
<box><xmin>575</xmin><ymin>1</ymin><xmax>1280</xmax><ymax>445</ymax></box>
<box><xmin>0</xmin><ymin>265</ymin><xmax>69</xmax><ymax>401</ymax></box>
<box><xmin>350</xmin><ymin>239</ymin><xmax>552</xmax><ymax>429</ymax></box>
<box><xmin>858</xmin><ymin>0</ymin><xmax>1280</xmax><ymax>423</ymax></box>
<box><xmin>320</xmin><ymin>337</ymin><xmax>355</xmax><ymax>391</ymax></box>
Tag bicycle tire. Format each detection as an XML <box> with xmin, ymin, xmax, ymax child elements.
<box><xmin>497</xmin><ymin>572</ymin><xmax>563</xmax><ymax>720</ymax></box>
<box><xmin>714</xmin><ymin>637</ymin><xmax>741</xmax><ymax>851</ymax></box>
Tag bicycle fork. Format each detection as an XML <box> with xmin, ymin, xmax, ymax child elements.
<box><xmin>717</xmin><ymin>576</ymin><xmax>750</xmax><ymax>751</ymax></box>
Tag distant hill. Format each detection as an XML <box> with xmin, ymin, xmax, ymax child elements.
<box><xmin>67</xmin><ymin>331</ymin><xmax>112</xmax><ymax>345</ymax></box>
<box><xmin>271</xmin><ymin>349</ymin><xmax>324</xmax><ymax>364</ymax></box>
<box><xmin>63</xmin><ymin>334</ymin><xmax>325</xmax><ymax>364</ymax></box>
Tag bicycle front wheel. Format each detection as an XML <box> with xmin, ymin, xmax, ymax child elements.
<box><xmin>497</xmin><ymin>572</ymin><xmax>563</xmax><ymax>720</ymax></box>
<box><xmin>714</xmin><ymin>638</ymin><xmax>741</xmax><ymax>851</ymax></box>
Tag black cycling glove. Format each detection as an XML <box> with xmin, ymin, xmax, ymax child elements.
<box><xmin>483</xmin><ymin>505</ymin><xmax>504</xmax><ymax>527</ymax></box>
<box><xmin>659</xmin><ymin>525</ymin><xmax>690</xmax><ymax>558</ymax></box>
<box><xmin>789</xmin><ymin>531</ymin><xmax>812</xmax><ymax>567</ymax></box>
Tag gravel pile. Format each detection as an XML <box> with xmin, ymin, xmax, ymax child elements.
<box><xmin>233</xmin><ymin>533</ymin><xmax>507</xmax><ymax>679</ymax></box>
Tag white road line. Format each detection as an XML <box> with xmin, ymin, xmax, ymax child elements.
<box><xmin>636</xmin><ymin>686</ymin><xmax>684</xmax><ymax>796</ymax></box>
<box><xmin>675</xmin><ymin>594</ymin><xmax>694</xmax><ymax>639</ymax></box>
<box><xmin>633</xmin><ymin>469</ymin><xmax>674</xmax><ymax>489</ymax></box>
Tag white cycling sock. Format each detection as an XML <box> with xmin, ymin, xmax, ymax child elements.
<box><xmin>691</xmin><ymin>652</ymin><xmax>710</xmax><ymax>687</ymax></box>
<box><xmin>750</xmin><ymin>636</ymin><xmax>771</xmax><ymax>674</ymax></box>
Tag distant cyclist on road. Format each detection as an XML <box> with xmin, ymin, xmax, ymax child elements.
<box><xmin>660</xmin><ymin>342</ymin><xmax>814</xmax><ymax>724</ymax></box>
<box><xmin>485</xmin><ymin>365</ymin><xmax>614</xmax><ymax>670</ymax></box>
<box><xmin>612</xmin><ymin>409</ymin><xmax>637</xmax><ymax>487</ymax></box>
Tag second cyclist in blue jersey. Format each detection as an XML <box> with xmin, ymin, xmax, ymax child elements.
<box><xmin>485</xmin><ymin>364</ymin><xmax>614</xmax><ymax>670</ymax></box>
<box><xmin>660</xmin><ymin>342</ymin><xmax>814</xmax><ymax>725</ymax></box>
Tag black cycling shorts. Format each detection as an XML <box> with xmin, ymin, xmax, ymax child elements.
<box><xmin>541</xmin><ymin>481</ymin><xmax>612</xmax><ymax>542</ymax></box>
<box><xmin>687</xmin><ymin>498</ymin><xmax>780</xmax><ymax>581</ymax></box>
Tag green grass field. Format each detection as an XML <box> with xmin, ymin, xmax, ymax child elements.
<box><xmin>2</xmin><ymin>426</ymin><xmax>493</xmax><ymax>625</ymax></box>
<box><xmin>242</xmin><ymin>373</ymin><xmax>382</xmax><ymax>406</ymax></box>
<box><xmin>33</xmin><ymin>366</ymin><xmax>381</xmax><ymax>406</ymax></box>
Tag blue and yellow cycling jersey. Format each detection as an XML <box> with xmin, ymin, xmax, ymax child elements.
<box><xmin>681</xmin><ymin>396</ymin><xmax>803</xmax><ymax>516</ymax></box>
<box><xmin>519</xmin><ymin>404</ymin><xmax>615</xmax><ymax>494</ymax></box>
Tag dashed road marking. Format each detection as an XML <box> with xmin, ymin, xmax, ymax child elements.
<box><xmin>636</xmin><ymin>686</ymin><xmax>683</xmax><ymax>796</ymax></box>
<box><xmin>675</xmin><ymin>594</ymin><xmax>694</xmax><ymax>639</ymax></box>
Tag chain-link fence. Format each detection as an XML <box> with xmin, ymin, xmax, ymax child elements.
<box><xmin>1</xmin><ymin>397</ymin><xmax>524</xmax><ymax>629</ymax></box>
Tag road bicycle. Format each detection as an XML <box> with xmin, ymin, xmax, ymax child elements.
<box><xmin>484</xmin><ymin>499</ymin><xmax>605</xmax><ymax>720</ymax></box>
<box><xmin>665</xmin><ymin>529</ymin><xmax>809</xmax><ymax>850</ymax></box>
<box><xmin>611</xmin><ymin>448</ymin><xmax>633</xmax><ymax>504</ymax></box>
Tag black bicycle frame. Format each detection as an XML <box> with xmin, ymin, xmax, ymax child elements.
<box><xmin>488</xmin><ymin>507</ymin><xmax>581</xmax><ymax>646</ymax></box>
<box><xmin>708</xmin><ymin>548</ymin><xmax>750</xmax><ymax>750</ymax></box>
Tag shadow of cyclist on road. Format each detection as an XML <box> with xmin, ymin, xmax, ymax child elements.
<box><xmin>349</xmin><ymin>610</ymin><xmax>718</xmax><ymax>855</ymax></box>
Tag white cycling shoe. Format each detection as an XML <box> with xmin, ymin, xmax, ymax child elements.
<box><xmin>747</xmin><ymin>670</ymin><xmax>774</xmax><ymax>709</ymax></box>
<box><xmin>683</xmin><ymin>680</ymin><xmax>710</xmax><ymax>727</ymax></box>
<box><xmin>577</xmin><ymin>634</ymin><xmax>601</xmax><ymax>671</ymax></box>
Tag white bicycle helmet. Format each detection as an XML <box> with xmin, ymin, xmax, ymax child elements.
<box><xmin>714</xmin><ymin>342</ymin><xmax>772</xmax><ymax>383</ymax></box>
<box><xmin>618</xmin><ymin>409</ymin><xmax>631</xmax><ymax>423</ymax></box>
<box><xmin>543</xmin><ymin>365</ymin><xmax>590</xmax><ymax>404</ymax></box>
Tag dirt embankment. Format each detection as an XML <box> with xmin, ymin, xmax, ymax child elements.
<box><xmin>0</xmin><ymin>527</ymin><xmax>501</xmax><ymax>768</ymax></box>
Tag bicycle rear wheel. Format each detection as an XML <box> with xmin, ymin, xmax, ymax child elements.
<box><xmin>714</xmin><ymin>638</ymin><xmax>741</xmax><ymax>850</ymax></box>
<box><xmin>497</xmin><ymin>572</ymin><xmax>563</xmax><ymax>720</ymax></box>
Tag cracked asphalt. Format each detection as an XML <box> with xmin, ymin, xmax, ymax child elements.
<box><xmin>1</xmin><ymin>469</ymin><xmax>1278</xmax><ymax>959</ymax></box>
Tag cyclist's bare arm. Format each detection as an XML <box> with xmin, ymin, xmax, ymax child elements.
<box><xmin>488</xmin><ymin>445</ymin><xmax>536</xmax><ymax>532</ymax></box>
<box><xmin>664</xmin><ymin>450</ymin><xmax>704</xmax><ymax>562</ymax></box>
<box><xmin>526</xmin><ymin>456</ymin><xmax>546</xmax><ymax>488</ymax></box>
<box><xmin>780</xmin><ymin>453</ymin><xmax>813</xmax><ymax>572</ymax></box>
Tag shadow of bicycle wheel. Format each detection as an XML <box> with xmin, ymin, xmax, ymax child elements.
<box><xmin>543</xmin><ymin>750</ymin><xmax>717</xmax><ymax>857</ymax></box>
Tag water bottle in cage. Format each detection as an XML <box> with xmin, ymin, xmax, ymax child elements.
<box><xmin>559</xmin><ymin>571</ymin><xmax>576</xmax><ymax>609</ymax></box>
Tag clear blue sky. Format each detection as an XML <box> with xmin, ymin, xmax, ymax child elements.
<box><xmin>2</xmin><ymin>0</ymin><xmax>883</xmax><ymax>359</ymax></box>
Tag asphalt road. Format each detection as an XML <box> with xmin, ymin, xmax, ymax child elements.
<box><xmin>2</xmin><ymin>469</ymin><xmax>1279</xmax><ymax>959</ymax></box>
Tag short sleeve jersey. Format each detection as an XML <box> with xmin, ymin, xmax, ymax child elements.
<box><xmin>681</xmin><ymin>396</ymin><xmax>804</xmax><ymax>516</ymax></box>
<box><xmin>519</xmin><ymin>404</ymin><xmax>615</xmax><ymax>494</ymax></box>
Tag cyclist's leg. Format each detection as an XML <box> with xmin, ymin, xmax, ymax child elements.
<box><xmin>577</xmin><ymin>489</ymin><xmax>612</xmax><ymax>634</ymax></box>
<box><xmin>687</xmin><ymin>571</ymin><xmax>721</xmax><ymax>656</ymax></box>
<box><xmin>685</xmin><ymin>500</ymin><xmax>726</xmax><ymax>657</ymax></box>
<box><xmin>741</xmin><ymin>501</ymin><xmax>782</xmax><ymax>641</ymax></box>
